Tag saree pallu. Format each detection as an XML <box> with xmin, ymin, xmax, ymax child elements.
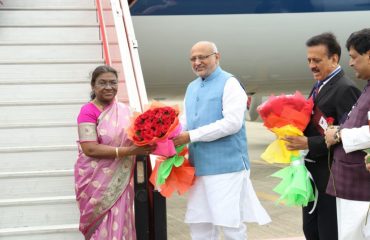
<box><xmin>75</xmin><ymin>101</ymin><xmax>136</xmax><ymax>240</ymax></box>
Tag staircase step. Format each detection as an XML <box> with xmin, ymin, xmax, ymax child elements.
<box><xmin>0</xmin><ymin>79</ymin><xmax>90</xmax><ymax>84</ymax></box>
<box><xmin>1</xmin><ymin>7</ymin><xmax>95</xmax><ymax>11</ymax></box>
<box><xmin>0</xmin><ymin>145</ymin><xmax>76</xmax><ymax>153</ymax></box>
<box><xmin>0</xmin><ymin>44</ymin><xmax>102</xmax><ymax>61</ymax></box>
<box><xmin>0</xmin><ymin>82</ymin><xmax>91</xmax><ymax>102</ymax></box>
<box><xmin>0</xmin><ymin>122</ymin><xmax>74</xmax><ymax>128</ymax></box>
<box><xmin>0</xmin><ymin>41</ymin><xmax>103</xmax><ymax>46</ymax></box>
<box><xmin>1</xmin><ymin>146</ymin><xmax>77</xmax><ymax>172</ymax></box>
<box><xmin>0</xmin><ymin>23</ymin><xmax>99</xmax><ymax>28</ymax></box>
<box><xmin>0</xmin><ymin>27</ymin><xmax>99</xmax><ymax>42</ymax></box>
<box><xmin>1</xmin><ymin>0</ymin><xmax>94</xmax><ymax>8</ymax></box>
<box><xmin>0</xmin><ymin>10</ymin><xmax>97</xmax><ymax>26</ymax></box>
<box><xmin>0</xmin><ymin>224</ymin><xmax>83</xmax><ymax>240</ymax></box>
<box><xmin>0</xmin><ymin>62</ymin><xmax>102</xmax><ymax>81</ymax></box>
<box><xmin>0</xmin><ymin>59</ymin><xmax>103</xmax><ymax>65</ymax></box>
<box><xmin>0</xmin><ymin>124</ymin><xmax>77</xmax><ymax>148</ymax></box>
<box><xmin>0</xmin><ymin>102</ymin><xmax>82</xmax><ymax>124</ymax></box>
<box><xmin>0</xmin><ymin>169</ymin><xmax>73</xmax><ymax>178</ymax></box>
<box><xmin>0</xmin><ymin>99</ymin><xmax>87</xmax><ymax>106</ymax></box>
<box><xmin>0</xmin><ymin>196</ymin><xmax>79</xmax><ymax>229</ymax></box>
<box><xmin>0</xmin><ymin>170</ymin><xmax>75</xmax><ymax>199</ymax></box>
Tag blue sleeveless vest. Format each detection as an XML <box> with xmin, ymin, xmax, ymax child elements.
<box><xmin>185</xmin><ymin>67</ymin><xmax>249</xmax><ymax>176</ymax></box>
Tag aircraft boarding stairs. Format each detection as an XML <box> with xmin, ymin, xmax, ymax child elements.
<box><xmin>0</xmin><ymin>0</ymin><xmax>131</xmax><ymax>239</ymax></box>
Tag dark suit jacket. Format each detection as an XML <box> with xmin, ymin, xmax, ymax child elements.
<box><xmin>304</xmin><ymin>70</ymin><xmax>361</xmax><ymax>192</ymax></box>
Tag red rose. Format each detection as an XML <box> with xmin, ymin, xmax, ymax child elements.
<box><xmin>154</xmin><ymin>127</ymin><xmax>163</xmax><ymax>137</ymax></box>
<box><xmin>326</xmin><ymin>117</ymin><xmax>335</xmax><ymax>126</ymax></box>
<box><xmin>130</xmin><ymin>105</ymin><xmax>179</xmax><ymax>144</ymax></box>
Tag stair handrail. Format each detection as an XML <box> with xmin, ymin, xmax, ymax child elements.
<box><xmin>118</xmin><ymin>0</ymin><xmax>148</xmax><ymax>109</ymax></box>
<box><xmin>96</xmin><ymin>0</ymin><xmax>111</xmax><ymax>65</ymax></box>
<box><xmin>110</xmin><ymin>0</ymin><xmax>148</xmax><ymax>112</ymax></box>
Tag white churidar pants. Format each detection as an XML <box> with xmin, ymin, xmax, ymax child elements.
<box><xmin>336</xmin><ymin>198</ymin><xmax>370</xmax><ymax>240</ymax></box>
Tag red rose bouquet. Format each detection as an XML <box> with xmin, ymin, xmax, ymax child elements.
<box><xmin>127</xmin><ymin>101</ymin><xmax>195</xmax><ymax>197</ymax></box>
<box><xmin>127</xmin><ymin>101</ymin><xmax>181</xmax><ymax>156</ymax></box>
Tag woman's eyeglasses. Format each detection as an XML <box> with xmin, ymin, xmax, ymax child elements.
<box><xmin>95</xmin><ymin>80</ymin><xmax>118</xmax><ymax>88</ymax></box>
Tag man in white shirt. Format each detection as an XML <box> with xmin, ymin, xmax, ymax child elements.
<box><xmin>173</xmin><ymin>41</ymin><xmax>270</xmax><ymax>240</ymax></box>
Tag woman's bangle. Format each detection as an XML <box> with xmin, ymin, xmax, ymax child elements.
<box><xmin>115</xmin><ymin>147</ymin><xmax>120</xmax><ymax>159</ymax></box>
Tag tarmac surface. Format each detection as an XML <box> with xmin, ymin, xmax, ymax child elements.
<box><xmin>165</xmin><ymin>121</ymin><xmax>305</xmax><ymax>240</ymax></box>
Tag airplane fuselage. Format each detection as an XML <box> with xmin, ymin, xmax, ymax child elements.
<box><xmin>130</xmin><ymin>0</ymin><xmax>370</xmax><ymax>100</ymax></box>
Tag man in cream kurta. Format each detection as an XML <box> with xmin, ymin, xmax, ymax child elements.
<box><xmin>173</xmin><ymin>41</ymin><xmax>270</xmax><ymax>240</ymax></box>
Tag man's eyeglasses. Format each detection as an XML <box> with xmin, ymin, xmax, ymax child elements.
<box><xmin>190</xmin><ymin>53</ymin><xmax>216</xmax><ymax>62</ymax></box>
<box><xmin>95</xmin><ymin>80</ymin><xmax>118</xmax><ymax>88</ymax></box>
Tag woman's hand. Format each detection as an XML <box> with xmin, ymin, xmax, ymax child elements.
<box><xmin>124</xmin><ymin>144</ymin><xmax>156</xmax><ymax>156</ymax></box>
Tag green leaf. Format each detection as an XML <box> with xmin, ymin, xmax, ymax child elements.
<box><xmin>156</xmin><ymin>144</ymin><xmax>187</xmax><ymax>185</ymax></box>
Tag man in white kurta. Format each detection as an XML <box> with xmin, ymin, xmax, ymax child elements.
<box><xmin>173</xmin><ymin>41</ymin><xmax>271</xmax><ymax>240</ymax></box>
<box><xmin>324</xmin><ymin>28</ymin><xmax>370</xmax><ymax>240</ymax></box>
<box><xmin>325</xmin><ymin>121</ymin><xmax>370</xmax><ymax>240</ymax></box>
<box><xmin>326</xmin><ymin>124</ymin><xmax>370</xmax><ymax>240</ymax></box>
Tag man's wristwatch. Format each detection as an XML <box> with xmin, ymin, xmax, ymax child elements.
<box><xmin>333</xmin><ymin>129</ymin><xmax>341</xmax><ymax>143</ymax></box>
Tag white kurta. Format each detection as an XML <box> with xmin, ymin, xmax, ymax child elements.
<box><xmin>184</xmin><ymin>169</ymin><xmax>271</xmax><ymax>227</ymax></box>
<box><xmin>337</xmin><ymin>126</ymin><xmax>370</xmax><ymax>240</ymax></box>
<box><xmin>341</xmin><ymin>125</ymin><xmax>370</xmax><ymax>153</ymax></box>
<box><xmin>181</xmin><ymin>77</ymin><xmax>271</xmax><ymax>227</ymax></box>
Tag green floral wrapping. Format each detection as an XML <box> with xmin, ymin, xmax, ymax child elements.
<box><xmin>157</xmin><ymin>145</ymin><xmax>186</xmax><ymax>185</ymax></box>
<box><xmin>271</xmin><ymin>156</ymin><xmax>315</xmax><ymax>206</ymax></box>
<box><xmin>149</xmin><ymin>144</ymin><xmax>195</xmax><ymax>198</ymax></box>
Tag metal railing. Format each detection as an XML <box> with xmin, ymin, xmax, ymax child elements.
<box><xmin>95</xmin><ymin>0</ymin><xmax>148</xmax><ymax>112</ymax></box>
<box><xmin>95</xmin><ymin>0</ymin><xmax>111</xmax><ymax>65</ymax></box>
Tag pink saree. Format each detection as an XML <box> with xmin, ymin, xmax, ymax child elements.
<box><xmin>75</xmin><ymin>101</ymin><xmax>136</xmax><ymax>240</ymax></box>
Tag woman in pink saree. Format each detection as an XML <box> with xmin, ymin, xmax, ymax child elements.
<box><xmin>75</xmin><ymin>65</ymin><xmax>155</xmax><ymax>240</ymax></box>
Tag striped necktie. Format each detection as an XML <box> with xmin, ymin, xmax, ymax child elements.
<box><xmin>311</xmin><ymin>67</ymin><xmax>341</xmax><ymax>100</ymax></box>
<box><xmin>311</xmin><ymin>80</ymin><xmax>324</xmax><ymax>100</ymax></box>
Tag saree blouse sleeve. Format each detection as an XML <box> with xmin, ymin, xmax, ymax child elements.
<box><xmin>77</xmin><ymin>102</ymin><xmax>101</xmax><ymax>142</ymax></box>
<box><xmin>78</xmin><ymin>123</ymin><xmax>98</xmax><ymax>142</ymax></box>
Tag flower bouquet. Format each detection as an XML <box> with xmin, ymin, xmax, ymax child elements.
<box><xmin>127</xmin><ymin>101</ymin><xmax>195</xmax><ymax>197</ymax></box>
<box><xmin>257</xmin><ymin>91</ymin><xmax>315</xmax><ymax>207</ymax></box>
<box><xmin>127</xmin><ymin>101</ymin><xmax>180</xmax><ymax>156</ymax></box>
<box><xmin>149</xmin><ymin>144</ymin><xmax>195</xmax><ymax>197</ymax></box>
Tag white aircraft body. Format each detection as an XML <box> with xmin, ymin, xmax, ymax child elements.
<box><xmin>129</xmin><ymin>0</ymin><xmax>370</xmax><ymax>118</ymax></box>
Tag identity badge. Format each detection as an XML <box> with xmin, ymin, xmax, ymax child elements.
<box><xmin>319</xmin><ymin>116</ymin><xmax>328</xmax><ymax>130</ymax></box>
